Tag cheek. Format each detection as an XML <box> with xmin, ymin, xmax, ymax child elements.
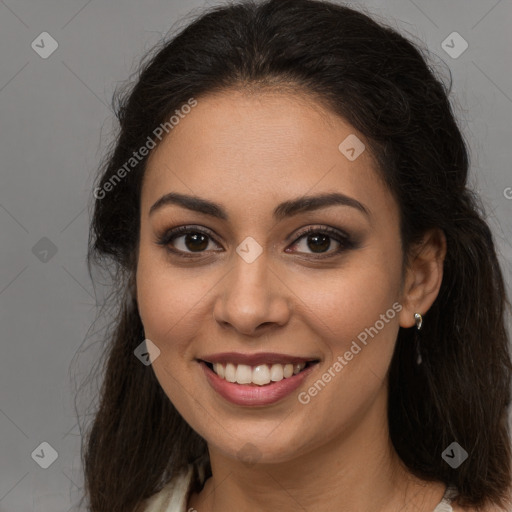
<box><xmin>135</xmin><ymin>249</ymin><xmax>206</xmax><ymax>411</ymax></box>
<box><xmin>289</xmin><ymin>265</ymin><xmax>402</xmax><ymax>439</ymax></box>
<box><xmin>135</xmin><ymin>246</ymin><xmax>197</xmax><ymax>351</ymax></box>
<box><xmin>291</xmin><ymin>254</ymin><xmax>403</xmax><ymax>413</ymax></box>
<box><xmin>291</xmin><ymin>252</ymin><xmax>401</xmax><ymax>343</ymax></box>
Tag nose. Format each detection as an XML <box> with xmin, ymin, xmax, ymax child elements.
<box><xmin>212</xmin><ymin>250</ymin><xmax>292</xmax><ymax>337</ymax></box>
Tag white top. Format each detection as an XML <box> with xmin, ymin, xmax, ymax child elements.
<box><xmin>141</xmin><ymin>464</ymin><xmax>198</xmax><ymax>512</ymax></box>
<box><xmin>141</xmin><ymin>462</ymin><xmax>459</xmax><ymax>512</ymax></box>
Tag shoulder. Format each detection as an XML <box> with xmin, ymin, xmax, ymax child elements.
<box><xmin>452</xmin><ymin>502</ymin><xmax>511</xmax><ymax>512</ymax></box>
<box><xmin>444</xmin><ymin>487</ymin><xmax>510</xmax><ymax>512</ymax></box>
<box><xmin>139</xmin><ymin>465</ymin><xmax>194</xmax><ymax>512</ymax></box>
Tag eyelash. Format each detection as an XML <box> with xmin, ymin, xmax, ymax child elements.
<box><xmin>156</xmin><ymin>225</ymin><xmax>356</xmax><ymax>260</ymax></box>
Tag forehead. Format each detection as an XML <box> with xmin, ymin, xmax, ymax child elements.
<box><xmin>141</xmin><ymin>89</ymin><xmax>396</xmax><ymax>223</ymax></box>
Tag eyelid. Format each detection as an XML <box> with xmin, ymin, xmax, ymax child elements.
<box><xmin>156</xmin><ymin>224</ymin><xmax>355</xmax><ymax>258</ymax></box>
<box><xmin>291</xmin><ymin>224</ymin><xmax>351</xmax><ymax>243</ymax></box>
<box><xmin>155</xmin><ymin>225</ymin><xmax>222</xmax><ymax>250</ymax></box>
<box><xmin>285</xmin><ymin>225</ymin><xmax>354</xmax><ymax>258</ymax></box>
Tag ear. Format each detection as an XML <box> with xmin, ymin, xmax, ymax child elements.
<box><xmin>398</xmin><ymin>228</ymin><xmax>447</xmax><ymax>329</ymax></box>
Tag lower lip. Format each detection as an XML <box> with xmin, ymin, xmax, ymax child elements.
<box><xmin>199</xmin><ymin>361</ymin><xmax>319</xmax><ymax>406</ymax></box>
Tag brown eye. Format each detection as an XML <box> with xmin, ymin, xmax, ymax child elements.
<box><xmin>303</xmin><ymin>233</ymin><xmax>332</xmax><ymax>253</ymax></box>
<box><xmin>178</xmin><ymin>232</ymin><xmax>210</xmax><ymax>252</ymax></box>
<box><xmin>157</xmin><ymin>224</ymin><xmax>356</xmax><ymax>260</ymax></box>
<box><xmin>156</xmin><ymin>226</ymin><xmax>222</xmax><ymax>257</ymax></box>
<box><xmin>286</xmin><ymin>226</ymin><xmax>355</xmax><ymax>258</ymax></box>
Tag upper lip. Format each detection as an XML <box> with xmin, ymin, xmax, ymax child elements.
<box><xmin>198</xmin><ymin>352</ymin><xmax>319</xmax><ymax>366</ymax></box>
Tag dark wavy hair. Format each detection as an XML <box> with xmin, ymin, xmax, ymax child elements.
<box><xmin>80</xmin><ymin>0</ymin><xmax>512</xmax><ymax>510</ymax></box>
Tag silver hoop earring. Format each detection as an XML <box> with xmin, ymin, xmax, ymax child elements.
<box><xmin>414</xmin><ymin>313</ymin><xmax>423</xmax><ymax>365</ymax></box>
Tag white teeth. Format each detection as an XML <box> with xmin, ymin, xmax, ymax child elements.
<box><xmin>213</xmin><ymin>363</ymin><xmax>225</xmax><ymax>379</ymax></box>
<box><xmin>252</xmin><ymin>364</ymin><xmax>271</xmax><ymax>385</ymax></box>
<box><xmin>225</xmin><ymin>363</ymin><xmax>236</xmax><ymax>382</ymax></box>
<box><xmin>235</xmin><ymin>364</ymin><xmax>252</xmax><ymax>384</ymax></box>
<box><xmin>270</xmin><ymin>364</ymin><xmax>283</xmax><ymax>381</ymax></box>
<box><xmin>210</xmin><ymin>361</ymin><xmax>307</xmax><ymax>386</ymax></box>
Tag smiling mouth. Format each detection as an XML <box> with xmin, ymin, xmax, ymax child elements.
<box><xmin>200</xmin><ymin>360</ymin><xmax>320</xmax><ymax>386</ymax></box>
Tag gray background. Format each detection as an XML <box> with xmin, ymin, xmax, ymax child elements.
<box><xmin>1</xmin><ymin>1</ymin><xmax>511</xmax><ymax>511</ymax></box>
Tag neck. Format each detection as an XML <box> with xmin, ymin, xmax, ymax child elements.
<box><xmin>190</xmin><ymin>388</ymin><xmax>446</xmax><ymax>512</ymax></box>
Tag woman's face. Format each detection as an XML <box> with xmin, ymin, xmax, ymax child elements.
<box><xmin>136</xmin><ymin>89</ymin><xmax>410</xmax><ymax>464</ymax></box>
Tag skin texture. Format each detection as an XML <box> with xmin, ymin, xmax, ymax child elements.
<box><xmin>136</xmin><ymin>90</ymin><xmax>450</xmax><ymax>512</ymax></box>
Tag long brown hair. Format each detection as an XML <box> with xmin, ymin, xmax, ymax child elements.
<box><xmin>80</xmin><ymin>1</ymin><xmax>512</xmax><ymax>510</ymax></box>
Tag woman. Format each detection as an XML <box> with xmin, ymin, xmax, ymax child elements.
<box><xmin>83</xmin><ymin>0</ymin><xmax>512</xmax><ymax>511</ymax></box>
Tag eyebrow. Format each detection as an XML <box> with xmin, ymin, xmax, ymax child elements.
<box><xmin>149</xmin><ymin>191</ymin><xmax>370</xmax><ymax>221</ymax></box>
